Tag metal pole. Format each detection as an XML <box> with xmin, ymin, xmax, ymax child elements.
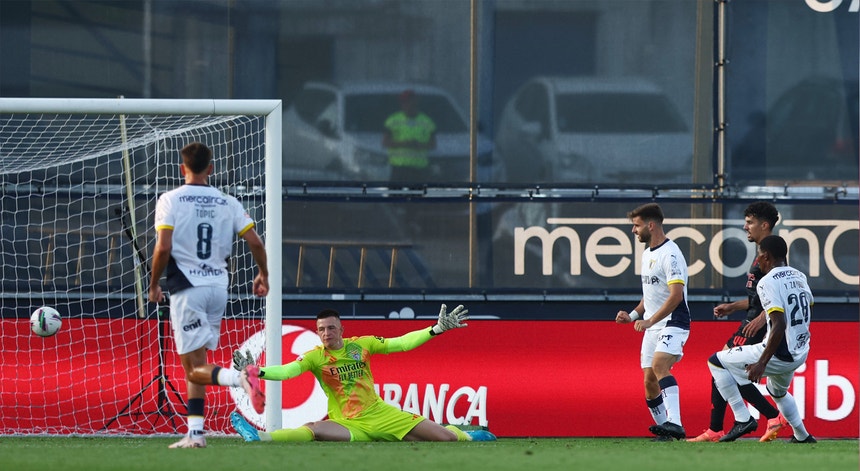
<box><xmin>263</xmin><ymin>102</ymin><xmax>283</xmax><ymax>431</ymax></box>
<box><xmin>716</xmin><ymin>0</ymin><xmax>727</xmax><ymax>192</ymax></box>
<box><xmin>118</xmin><ymin>103</ymin><xmax>147</xmax><ymax>319</ymax></box>
<box><xmin>468</xmin><ymin>0</ymin><xmax>479</xmax><ymax>288</ymax></box>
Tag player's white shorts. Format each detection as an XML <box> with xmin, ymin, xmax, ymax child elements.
<box><xmin>169</xmin><ymin>286</ymin><xmax>228</xmax><ymax>355</ymax></box>
<box><xmin>715</xmin><ymin>343</ymin><xmax>807</xmax><ymax>396</ymax></box>
<box><xmin>640</xmin><ymin>326</ymin><xmax>689</xmax><ymax>369</ymax></box>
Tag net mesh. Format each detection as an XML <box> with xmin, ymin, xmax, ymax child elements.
<box><xmin>1</xmin><ymin>110</ymin><xmax>269</xmax><ymax>435</ymax></box>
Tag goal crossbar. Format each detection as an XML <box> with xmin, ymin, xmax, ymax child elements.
<box><xmin>0</xmin><ymin>98</ymin><xmax>282</xmax><ymax>116</ymax></box>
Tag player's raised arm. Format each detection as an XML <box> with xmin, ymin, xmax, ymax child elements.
<box><xmin>431</xmin><ymin>303</ymin><xmax>469</xmax><ymax>335</ymax></box>
<box><xmin>383</xmin><ymin>304</ymin><xmax>469</xmax><ymax>353</ymax></box>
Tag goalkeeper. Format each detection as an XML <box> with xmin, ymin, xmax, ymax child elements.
<box><xmin>229</xmin><ymin>304</ymin><xmax>495</xmax><ymax>442</ymax></box>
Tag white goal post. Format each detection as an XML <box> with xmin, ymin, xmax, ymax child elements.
<box><xmin>0</xmin><ymin>98</ymin><xmax>283</xmax><ymax>434</ymax></box>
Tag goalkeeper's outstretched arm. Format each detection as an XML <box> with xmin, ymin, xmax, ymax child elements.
<box><xmin>386</xmin><ymin>304</ymin><xmax>469</xmax><ymax>353</ymax></box>
<box><xmin>258</xmin><ymin>361</ymin><xmax>302</xmax><ymax>381</ymax></box>
<box><xmin>232</xmin><ymin>304</ymin><xmax>468</xmax><ymax>374</ymax></box>
<box><xmin>232</xmin><ymin>349</ymin><xmax>303</xmax><ymax>381</ymax></box>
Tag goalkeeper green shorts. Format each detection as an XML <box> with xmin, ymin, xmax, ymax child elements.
<box><xmin>328</xmin><ymin>401</ymin><xmax>427</xmax><ymax>442</ymax></box>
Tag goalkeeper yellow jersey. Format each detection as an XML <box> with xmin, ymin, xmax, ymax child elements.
<box><xmin>262</xmin><ymin>328</ymin><xmax>433</xmax><ymax>419</ymax></box>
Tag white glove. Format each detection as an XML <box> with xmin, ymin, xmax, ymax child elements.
<box><xmin>432</xmin><ymin>304</ymin><xmax>469</xmax><ymax>335</ymax></box>
<box><xmin>233</xmin><ymin>349</ymin><xmax>255</xmax><ymax>371</ymax></box>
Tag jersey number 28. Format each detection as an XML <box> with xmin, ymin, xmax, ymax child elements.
<box><xmin>787</xmin><ymin>292</ymin><xmax>811</xmax><ymax>327</ymax></box>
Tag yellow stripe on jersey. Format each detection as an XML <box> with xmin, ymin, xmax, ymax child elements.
<box><xmin>237</xmin><ymin>222</ymin><xmax>255</xmax><ymax>236</ymax></box>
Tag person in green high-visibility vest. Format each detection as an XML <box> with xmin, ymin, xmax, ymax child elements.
<box><xmin>383</xmin><ymin>89</ymin><xmax>437</xmax><ymax>183</ymax></box>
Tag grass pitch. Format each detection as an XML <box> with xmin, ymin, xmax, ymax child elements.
<box><xmin>2</xmin><ymin>436</ymin><xmax>857</xmax><ymax>471</ymax></box>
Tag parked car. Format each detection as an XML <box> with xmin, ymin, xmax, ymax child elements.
<box><xmin>731</xmin><ymin>76</ymin><xmax>859</xmax><ymax>183</ymax></box>
<box><xmin>495</xmin><ymin>76</ymin><xmax>693</xmax><ymax>185</ymax></box>
<box><xmin>283</xmin><ymin>81</ymin><xmax>493</xmax><ymax>183</ymax></box>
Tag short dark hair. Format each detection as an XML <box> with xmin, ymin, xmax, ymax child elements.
<box><xmin>759</xmin><ymin>235</ymin><xmax>788</xmax><ymax>262</ymax></box>
<box><xmin>744</xmin><ymin>201</ymin><xmax>779</xmax><ymax>229</ymax></box>
<box><xmin>180</xmin><ymin>142</ymin><xmax>212</xmax><ymax>174</ymax></box>
<box><xmin>316</xmin><ymin>309</ymin><xmax>341</xmax><ymax>321</ymax></box>
<box><xmin>627</xmin><ymin>203</ymin><xmax>664</xmax><ymax>224</ymax></box>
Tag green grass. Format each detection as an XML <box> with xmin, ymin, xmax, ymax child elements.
<box><xmin>1</xmin><ymin>437</ymin><xmax>857</xmax><ymax>471</ymax></box>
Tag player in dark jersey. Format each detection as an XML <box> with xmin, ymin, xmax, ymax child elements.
<box><xmin>709</xmin><ymin>235</ymin><xmax>815</xmax><ymax>443</ymax></box>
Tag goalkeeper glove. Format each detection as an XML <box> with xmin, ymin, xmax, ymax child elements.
<box><xmin>233</xmin><ymin>349</ymin><xmax>255</xmax><ymax>371</ymax></box>
<box><xmin>431</xmin><ymin>304</ymin><xmax>469</xmax><ymax>335</ymax></box>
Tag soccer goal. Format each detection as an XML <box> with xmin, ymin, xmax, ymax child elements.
<box><xmin>0</xmin><ymin>98</ymin><xmax>283</xmax><ymax>435</ymax></box>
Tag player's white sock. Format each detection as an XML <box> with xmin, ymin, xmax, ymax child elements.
<box><xmin>658</xmin><ymin>375</ymin><xmax>682</xmax><ymax>426</ymax></box>
<box><xmin>186</xmin><ymin>397</ymin><xmax>205</xmax><ymax>436</ymax></box>
<box><xmin>708</xmin><ymin>362</ymin><xmax>751</xmax><ymax>422</ymax></box>
<box><xmin>646</xmin><ymin>396</ymin><xmax>668</xmax><ymax>425</ymax></box>
<box><xmin>188</xmin><ymin>416</ymin><xmax>205</xmax><ymax>435</ymax></box>
<box><xmin>772</xmin><ymin>392</ymin><xmax>809</xmax><ymax>439</ymax></box>
<box><xmin>216</xmin><ymin>367</ymin><xmax>242</xmax><ymax>387</ymax></box>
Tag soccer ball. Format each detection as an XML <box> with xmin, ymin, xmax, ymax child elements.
<box><xmin>30</xmin><ymin>306</ymin><xmax>62</xmax><ymax>337</ymax></box>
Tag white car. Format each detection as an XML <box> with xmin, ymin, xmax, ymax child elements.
<box><xmin>283</xmin><ymin>81</ymin><xmax>493</xmax><ymax>183</ymax></box>
<box><xmin>495</xmin><ymin>76</ymin><xmax>693</xmax><ymax>185</ymax></box>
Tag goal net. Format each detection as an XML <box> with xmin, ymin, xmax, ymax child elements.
<box><xmin>0</xmin><ymin>98</ymin><xmax>282</xmax><ymax>435</ymax></box>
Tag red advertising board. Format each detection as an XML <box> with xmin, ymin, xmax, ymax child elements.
<box><xmin>309</xmin><ymin>320</ymin><xmax>858</xmax><ymax>438</ymax></box>
<box><xmin>2</xmin><ymin>319</ymin><xmax>857</xmax><ymax>437</ymax></box>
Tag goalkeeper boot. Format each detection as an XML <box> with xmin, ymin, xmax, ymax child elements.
<box><xmin>230</xmin><ymin>411</ymin><xmax>260</xmax><ymax>442</ymax></box>
<box><xmin>241</xmin><ymin>365</ymin><xmax>266</xmax><ymax>414</ymax></box>
<box><xmin>464</xmin><ymin>430</ymin><xmax>497</xmax><ymax>441</ymax></box>
<box><xmin>760</xmin><ymin>414</ymin><xmax>789</xmax><ymax>442</ymax></box>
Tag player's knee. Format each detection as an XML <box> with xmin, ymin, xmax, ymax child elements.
<box><xmin>707</xmin><ymin>352</ymin><xmax>723</xmax><ymax>368</ymax></box>
<box><xmin>186</xmin><ymin>365</ymin><xmax>214</xmax><ymax>384</ymax></box>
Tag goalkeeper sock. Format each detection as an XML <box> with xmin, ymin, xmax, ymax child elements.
<box><xmin>270</xmin><ymin>426</ymin><xmax>314</xmax><ymax>442</ymax></box>
<box><xmin>213</xmin><ymin>366</ymin><xmax>242</xmax><ymax>387</ymax></box>
<box><xmin>445</xmin><ymin>425</ymin><xmax>471</xmax><ymax>441</ymax></box>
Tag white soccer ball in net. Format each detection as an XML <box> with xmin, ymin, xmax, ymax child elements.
<box><xmin>30</xmin><ymin>306</ymin><xmax>62</xmax><ymax>337</ymax></box>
